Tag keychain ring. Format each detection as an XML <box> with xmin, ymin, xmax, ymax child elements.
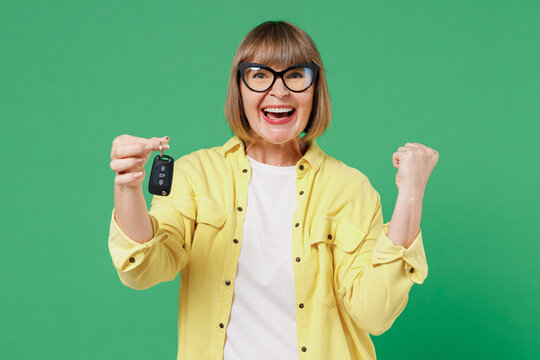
<box><xmin>159</xmin><ymin>142</ymin><xmax>163</xmax><ymax>157</ymax></box>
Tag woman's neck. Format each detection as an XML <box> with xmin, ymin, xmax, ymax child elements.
<box><xmin>244</xmin><ymin>138</ymin><xmax>308</xmax><ymax>166</ymax></box>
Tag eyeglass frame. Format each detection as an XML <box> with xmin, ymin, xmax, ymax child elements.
<box><xmin>238</xmin><ymin>61</ymin><xmax>319</xmax><ymax>93</ymax></box>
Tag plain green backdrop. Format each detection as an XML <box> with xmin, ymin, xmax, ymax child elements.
<box><xmin>1</xmin><ymin>0</ymin><xmax>539</xmax><ymax>359</ymax></box>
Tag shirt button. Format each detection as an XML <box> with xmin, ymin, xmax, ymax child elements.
<box><xmin>233</xmin><ymin>239</ymin><xmax>239</xmax><ymax>244</ymax></box>
<box><xmin>299</xmin><ymin>164</ymin><xmax>304</xmax><ymax>170</ymax></box>
<box><xmin>225</xmin><ymin>280</ymin><xmax>231</xmax><ymax>286</ymax></box>
<box><xmin>299</xmin><ymin>303</ymin><xmax>304</xmax><ymax>309</ymax></box>
<box><xmin>296</xmin><ymin>257</ymin><xmax>301</xmax><ymax>262</ymax></box>
<box><xmin>409</xmin><ymin>267</ymin><xmax>415</xmax><ymax>273</ymax></box>
<box><xmin>301</xmin><ymin>347</ymin><xmax>307</xmax><ymax>352</ymax></box>
<box><xmin>237</xmin><ymin>206</ymin><xmax>243</xmax><ymax>212</ymax></box>
<box><xmin>242</xmin><ymin>168</ymin><xmax>247</xmax><ymax>173</ymax></box>
<box><xmin>299</xmin><ymin>190</ymin><xmax>304</xmax><ymax>195</ymax></box>
<box><xmin>219</xmin><ymin>323</ymin><xmax>224</xmax><ymax>328</ymax></box>
<box><xmin>295</xmin><ymin>223</ymin><xmax>299</xmax><ymax>227</ymax></box>
<box><xmin>327</xmin><ymin>234</ymin><xmax>332</xmax><ymax>240</ymax></box>
<box><xmin>129</xmin><ymin>257</ymin><xmax>135</xmax><ymax>263</ymax></box>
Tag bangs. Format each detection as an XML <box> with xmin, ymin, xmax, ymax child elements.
<box><xmin>241</xmin><ymin>23</ymin><xmax>314</xmax><ymax>68</ymax></box>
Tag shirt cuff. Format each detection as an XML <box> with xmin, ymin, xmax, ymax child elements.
<box><xmin>370</xmin><ymin>222</ymin><xmax>428</xmax><ymax>284</ymax></box>
<box><xmin>108</xmin><ymin>208</ymin><xmax>163</xmax><ymax>272</ymax></box>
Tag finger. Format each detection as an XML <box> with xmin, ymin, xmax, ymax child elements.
<box><xmin>405</xmin><ymin>142</ymin><xmax>424</xmax><ymax>147</ymax></box>
<box><xmin>110</xmin><ymin>157</ymin><xmax>145</xmax><ymax>173</ymax></box>
<box><xmin>113</xmin><ymin>143</ymin><xmax>150</xmax><ymax>159</ymax></box>
<box><xmin>144</xmin><ymin>136</ymin><xmax>170</xmax><ymax>151</ymax></box>
<box><xmin>114</xmin><ymin>142</ymin><xmax>169</xmax><ymax>159</ymax></box>
<box><xmin>112</xmin><ymin>135</ymin><xmax>169</xmax><ymax>152</ymax></box>
<box><xmin>392</xmin><ymin>152</ymin><xmax>400</xmax><ymax>168</ymax></box>
<box><xmin>112</xmin><ymin>134</ymin><xmax>151</xmax><ymax>148</ymax></box>
<box><xmin>118</xmin><ymin>163</ymin><xmax>144</xmax><ymax>175</ymax></box>
<box><xmin>145</xmin><ymin>142</ymin><xmax>170</xmax><ymax>152</ymax></box>
<box><xmin>114</xmin><ymin>171</ymin><xmax>143</xmax><ymax>185</ymax></box>
<box><xmin>112</xmin><ymin>134</ymin><xmax>134</xmax><ymax>147</ymax></box>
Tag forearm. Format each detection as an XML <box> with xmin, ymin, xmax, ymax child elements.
<box><xmin>341</xmin><ymin>188</ymin><xmax>429</xmax><ymax>335</ymax></box>
<box><xmin>113</xmin><ymin>184</ymin><xmax>154</xmax><ymax>243</ymax></box>
<box><xmin>387</xmin><ymin>189</ymin><xmax>424</xmax><ymax>249</ymax></box>
<box><xmin>109</xmin><ymin>185</ymin><xmax>190</xmax><ymax>290</ymax></box>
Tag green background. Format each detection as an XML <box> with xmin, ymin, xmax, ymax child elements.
<box><xmin>2</xmin><ymin>0</ymin><xmax>538</xmax><ymax>359</ymax></box>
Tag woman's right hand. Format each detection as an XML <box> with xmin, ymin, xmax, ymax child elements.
<box><xmin>110</xmin><ymin>134</ymin><xmax>170</xmax><ymax>188</ymax></box>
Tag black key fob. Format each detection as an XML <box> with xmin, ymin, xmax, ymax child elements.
<box><xmin>148</xmin><ymin>144</ymin><xmax>174</xmax><ymax>196</ymax></box>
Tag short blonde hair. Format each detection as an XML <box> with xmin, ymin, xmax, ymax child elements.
<box><xmin>224</xmin><ymin>20</ymin><xmax>332</xmax><ymax>146</ymax></box>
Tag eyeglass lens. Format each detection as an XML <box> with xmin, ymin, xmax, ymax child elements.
<box><xmin>243</xmin><ymin>66</ymin><xmax>314</xmax><ymax>92</ymax></box>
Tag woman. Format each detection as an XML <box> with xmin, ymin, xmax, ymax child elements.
<box><xmin>108</xmin><ymin>21</ymin><xmax>438</xmax><ymax>360</ymax></box>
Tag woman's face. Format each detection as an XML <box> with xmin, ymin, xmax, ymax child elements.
<box><xmin>240</xmin><ymin>62</ymin><xmax>314</xmax><ymax>146</ymax></box>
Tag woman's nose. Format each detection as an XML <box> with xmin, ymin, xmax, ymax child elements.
<box><xmin>268</xmin><ymin>77</ymin><xmax>289</xmax><ymax>97</ymax></box>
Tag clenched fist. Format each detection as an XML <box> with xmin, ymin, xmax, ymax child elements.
<box><xmin>110</xmin><ymin>134</ymin><xmax>170</xmax><ymax>188</ymax></box>
<box><xmin>392</xmin><ymin>142</ymin><xmax>439</xmax><ymax>193</ymax></box>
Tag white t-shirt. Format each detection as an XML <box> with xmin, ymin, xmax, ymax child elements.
<box><xmin>223</xmin><ymin>155</ymin><xmax>299</xmax><ymax>360</ymax></box>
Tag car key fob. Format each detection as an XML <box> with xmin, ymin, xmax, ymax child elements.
<box><xmin>148</xmin><ymin>143</ymin><xmax>174</xmax><ymax>196</ymax></box>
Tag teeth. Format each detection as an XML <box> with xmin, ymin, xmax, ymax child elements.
<box><xmin>264</xmin><ymin>107</ymin><xmax>294</xmax><ymax>113</ymax></box>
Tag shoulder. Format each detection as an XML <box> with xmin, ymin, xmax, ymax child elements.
<box><xmin>320</xmin><ymin>153</ymin><xmax>380</xmax><ymax>202</ymax></box>
<box><xmin>172</xmin><ymin>141</ymin><xmax>229</xmax><ymax>179</ymax></box>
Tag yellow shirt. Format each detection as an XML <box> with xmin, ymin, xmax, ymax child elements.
<box><xmin>108</xmin><ymin>135</ymin><xmax>428</xmax><ymax>360</ymax></box>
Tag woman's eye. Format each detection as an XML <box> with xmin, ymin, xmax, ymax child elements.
<box><xmin>287</xmin><ymin>72</ymin><xmax>304</xmax><ymax>79</ymax></box>
<box><xmin>252</xmin><ymin>72</ymin><xmax>267</xmax><ymax>79</ymax></box>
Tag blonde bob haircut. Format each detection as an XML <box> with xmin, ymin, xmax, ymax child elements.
<box><xmin>224</xmin><ymin>20</ymin><xmax>332</xmax><ymax>146</ymax></box>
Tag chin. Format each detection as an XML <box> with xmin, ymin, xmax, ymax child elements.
<box><xmin>249</xmin><ymin>115</ymin><xmax>306</xmax><ymax>145</ymax></box>
<box><xmin>258</xmin><ymin>130</ymin><xmax>301</xmax><ymax>145</ymax></box>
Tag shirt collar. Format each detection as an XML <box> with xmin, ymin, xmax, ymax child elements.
<box><xmin>220</xmin><ymin>134</ymin><xmax>325</xmax><ymax>173</ymax></box>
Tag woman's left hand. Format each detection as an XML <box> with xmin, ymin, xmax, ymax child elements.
<box><xmin>392</xmin><ymin>143</ymin><xmax>439</xmax><ymax>194</ymax></box>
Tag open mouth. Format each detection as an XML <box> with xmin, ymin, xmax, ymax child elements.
<box><xmin>261</xmin><ymin>107</ymin><xmax>296</xmax><ymax>120</ymax></box>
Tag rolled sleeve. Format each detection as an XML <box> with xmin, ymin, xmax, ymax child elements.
<box><xmin>339</xmin><ymin>190</ymin><xmax>429</xmax><ymax>335</ymax></box>
<box><xmin>371</xmin><ymin>222</ymin><xmax>428</xmax><ymax>284</ymax></box>
<box><xmin>108</xmin><ymin>208</ymin><xmax>163</xmax><ymax>273</ymax></box>
<box><xmin>108</xmin><ymin>195</ymin><xmax>191</xmax><ymax>290</ymax></box>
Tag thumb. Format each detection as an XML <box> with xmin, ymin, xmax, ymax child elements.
<box><xmin>145</xmin><ymin>136</ymin><xmax>170</xmax><ymax>151</ymax></box>
<box><xmin>392</xmin><ymin>152</ymin><xmax>400</xmax><ymax>169</ymax></box>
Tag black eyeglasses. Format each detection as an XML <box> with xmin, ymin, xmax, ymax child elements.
<box><xmin>238</xmin><ymin>61</ymin><xmax>319</xmax><ymax>93</ymax></box>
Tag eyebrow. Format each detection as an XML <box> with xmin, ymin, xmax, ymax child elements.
<box><xmin>248</xmin><ymin>62</ymin><xmax>303</xmax><ymax>71</ymax></box>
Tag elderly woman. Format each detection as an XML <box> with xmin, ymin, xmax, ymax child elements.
<box><xmin>108</xmin><ymin>21</ymin><xmax>438</xmax><ymax>360</ymax></box>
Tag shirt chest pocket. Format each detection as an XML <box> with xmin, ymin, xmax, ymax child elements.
<box><xmin>308</xmin><ymin>217</ymin><xmax>367</xmax><ymax>308</ymax></box>
<box><xmin>188</xmin><ymin>198</ymin><xmax>227</xmax><ymax>284</ymax></box>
